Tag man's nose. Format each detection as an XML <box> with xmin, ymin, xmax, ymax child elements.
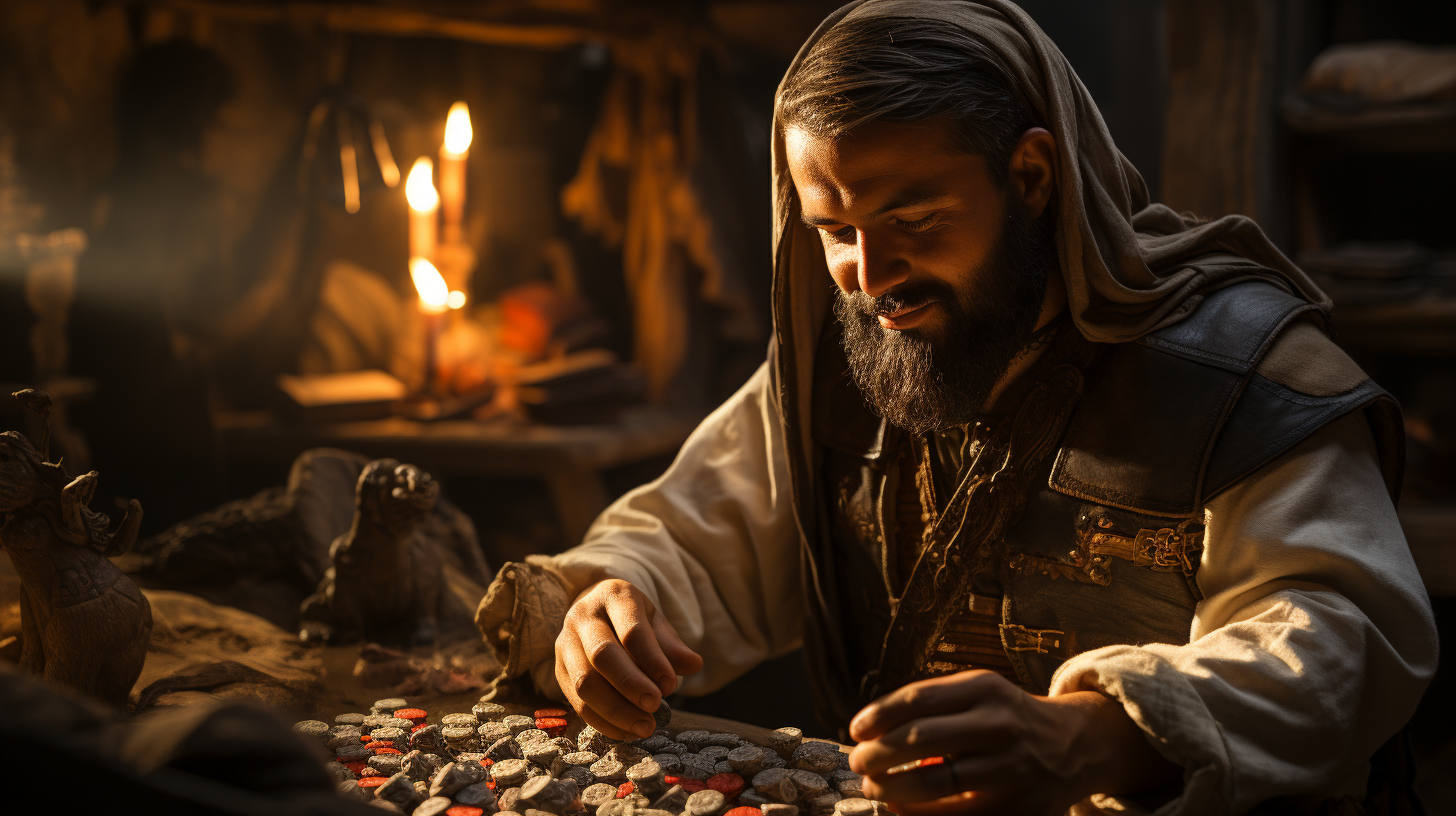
<box><xmin>856</xmin><ymin>231</ymin><xmax>909</xmax><ymax>298</ymax></box>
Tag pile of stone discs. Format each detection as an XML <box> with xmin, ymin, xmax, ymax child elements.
<box><xmin>295</xmin><ymin>698</ymin><xmax>891</xmax><ymax>816</ymax></box>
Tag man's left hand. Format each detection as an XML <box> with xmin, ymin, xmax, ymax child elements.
<box><xmin>847</xmin><ymin>670</ymin><xmax>1180</xmax><ymax>815</ymax></box>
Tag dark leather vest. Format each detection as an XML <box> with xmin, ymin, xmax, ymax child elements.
<box><xmin>812</xmin><ymin>281</ymin><xmax>1403</xmax><ymax>699</ymax></box>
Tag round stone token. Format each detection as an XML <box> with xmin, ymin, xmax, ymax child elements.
<box><xmin>589</xmin><ymin>757</ymin><xmax>626</xmax><ymax>783</ymax></box>
<box><xmin>502</xmin><ymin>714</ymin><xmax>536</xmax><ymax>734</ymax></box>
<box><xmin>443</xmin><ymin>712</ymin><xmax>478</xmax><ymax>726</ymax></box>
<box><xmin>769</xmin><ymin>728</ymin><xmax>802</xmax><ymax>757</ymax></box>
<box><xmin>726</xmin><ymin>745</ymin><xmax>764</xmax><ymax>775</ymax></box>
<box><xmin>536</xmin><ymin>717</ymin><xmax>569</xmax><ymax>735</ymax></box>
<box><xmin>762</xmin><ymin>805</ymin><xmax>800</xmax><ymax>816</ymax></box>
<box><xmin>685</xmin><ymin>789</ymin><xmax>727</xmax><ymax>816</ymax></box>
<box><xmin>473</xmin><ymin>702</ymin><xmax>507</xmax><ymax>722</ymax></box>
<box><xmin>492</xmin><ymin>758</ymin><xmax>531</xmax><ymax>787</ymax></box>
<box><xmin>455</xmin><ymin>781</ymin><xmax>496</xmax><ymax>807</ymax></box>
<box><xmin>752</xmin><ymin>769</ymin><xmax>796</xmax><ymax>803</ymax></box>
<box><xmin>372</xmin><ymin>698</ymin><xmax>409</xmax><ymax>714</ymax></box>
<box><xmin>676</xmin><ymin>731</ymin><xmax>711</xmax><ymax>752</ymax></box>
<box><xmin>808</xmin><ymin>792</ymin><xmax>843</xmax><ymax>815</ymax></box>
<box><xmin>652</xmin><ymin>700</ymin><xmax>673</xmax><ymax>731</ymax></box>
<box><xmin>294</xmin><ymin>720</ymin><xmax>330</xmax><ymax>740</ymax></box>
<box><xmin>707</xmin><ymin>772</ymin><xmax>746</xmax><ymax>798</ymax></box>
<box><xmin>521</xmin><ymin>741</ymin><xmax>560</xmax><ymax>766</ymax></box>
<box><xmin>791</xmin><ymin>744</ymin><xmax>841</xmax><ymax>775</ymax></box>
<box><xmin>582</xmin><ymin>782</ymin><xmax>618</xmax><ymax>810</ymax></box>
<box><xmin>443</xmin><ymin>725</ymin><xmax>477</xmax><ymax>744</ymax></box>
<box><xmin>790</xmin><ymin>770</ymin><xmax>828</xmax><ymax>797</ymax></box>
<box><xmin>516</xmin><ymin>728</ymin><xmax>551</xmax><ymax>744</ymax></box>
<box><xmin>336</xmin><ymin>744</ymin><xmax>372</xmax><ymax>761</ymax></box>
<box><xmin>478</xmin><ymin>721</ymin><xmax>513</xmax><ymax>743</ymax></box>
<box><xmin>416</xmin><ymin>797</ymin><xmax>454</xmax><ymax>816</ymax></box>
<box><xmin>369</xmin><ymin>754</ymin><xmax>405</xmax><ymax>776</ymax></box>
<box><xmin>336</xmin><ymin>713</ymin><xmax>366</xmax><ymax>726</ymax></box>
<box><xmin>563</xmin><ymin>751</ymin><xmax>600</xmax><ymax>766</ymax></box>
<box><xmin>833</xmin><ymin>800</ymin><xmax>875</xmax><ymax>816</ymax></box>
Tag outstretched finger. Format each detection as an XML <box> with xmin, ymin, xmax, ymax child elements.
<box><xmin>559</xmin><ymin>624</ymin><xmax>656</xmax><ymax>738</ymax></box>
<box><xmin>604</xmin><ymin>593</ymin><xmax>677</xmax><ymax>704</ymax></box>
<box><xmin>849</xmin><ymin>671</ymin><xmax>1007</xmax><ymax>742</ymax></box>
<box><xmin>577</xmin><ymin>613</ymin><xmax>663</xmax><ymax>736</ymax></box>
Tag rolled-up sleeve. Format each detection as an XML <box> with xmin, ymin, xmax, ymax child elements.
<box><xmin>479</xmin><ymin>363</ymin><xmax>805</xmax><ymax>698</ymax></box>
<box><xmin>1050</xmin><ymin>411</ymin><xmax>1438</xmax><ymax>814</ymax></box>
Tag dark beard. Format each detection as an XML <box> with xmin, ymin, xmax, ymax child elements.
<box><xmin>834</xmin><ymin>198</ymin><xmax>1055</xmax><ymax>435</ymax></box>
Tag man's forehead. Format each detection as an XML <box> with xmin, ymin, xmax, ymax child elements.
<box><xmin>785</xmin><ymin>121</ymin><xmax>986</xmax><ymax>215</ymax></box>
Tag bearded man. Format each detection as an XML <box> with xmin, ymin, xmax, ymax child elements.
<box><xmin>477</xmin><ymin>2</ymin><xmax>1437</xmax><ymax>813</ymax></box>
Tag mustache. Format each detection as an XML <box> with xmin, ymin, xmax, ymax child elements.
<box><xmin>842</xmin><ymin>280</ymin><xmax>958</xmax><ymax>318</ymax></box>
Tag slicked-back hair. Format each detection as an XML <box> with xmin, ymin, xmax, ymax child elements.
<box><xmin>777</xmin><ymin>16</ymin><xmax>1038</xmax><ymax>185</ymax></box>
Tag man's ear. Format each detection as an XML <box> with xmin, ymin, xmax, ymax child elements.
<box><xmin>1008</xmin><ymin>127</ymin><xmax>1056</xmax><ymax>218</ymax></box>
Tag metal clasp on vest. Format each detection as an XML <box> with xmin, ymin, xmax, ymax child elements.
<box><xmin>1077</xmin><ymin>521</ymin><xmax>1203</xmax><ymax>577</ymax></box>
<box><xmin>1000</xmin><ymin>624</ymin><xmax>1064</xmax><ymax>654</ymax></box>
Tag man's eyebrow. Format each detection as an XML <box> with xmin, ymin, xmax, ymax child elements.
<box><xmin>799</xmin><ymin>190</ymin><xmax>952</xmax><ymax>229</ymax></box>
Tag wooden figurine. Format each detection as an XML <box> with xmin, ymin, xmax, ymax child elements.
<box><xmin>299</xmin><ymin>458</ymin><xmax>447</xmax><ymax>646</ymax></box>
<box><xmin>1</xmin><ymin>390</ymin><xmax>152</xmax><ymax>707</ymax></box>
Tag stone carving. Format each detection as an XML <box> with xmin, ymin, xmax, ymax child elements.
<box><xmin>299</xmin><ymin>458</ymin><xmax>454</xmax><ymax>645</ymax></box>
<box><xmin>126</xmin><ymin>448</ymin><xmax>490</xmax><ymax>640</ymax></box>
<box><xmin>0</xmin><ymin>389</ymin><xmax>152</xmax><ymax>706</ymax></box>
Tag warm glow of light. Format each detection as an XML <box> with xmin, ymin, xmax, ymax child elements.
<box><xmin>444</xmin><ymin>102</ymin><xmax>473</xmax><ymax>156</ymax></box>
<box><xmin>447</xmin><ymin>290</ymin><xmax>467</xmax><ymax>310</ymax></box>
<box><xmin>410</xmin><ymin>258</ymin><xmax>450</xmax><ymax>313</ymax></box>
<box><xmin>405</xmin><ymin>157</ymin><xmax>438</xmax><ymax>211</ymax></box>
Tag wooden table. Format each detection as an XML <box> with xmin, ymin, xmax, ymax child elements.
<box><xmin>214</xmin><ymin>406</ymin><xmax>702</xmax><ymax>544</ymax></box>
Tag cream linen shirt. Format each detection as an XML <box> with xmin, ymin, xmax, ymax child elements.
<box><xmin>535</xmin><ymin>363</ymin><xmax>1437</xmax><ymax>814</ymax></box>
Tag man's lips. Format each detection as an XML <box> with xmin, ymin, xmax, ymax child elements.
<box><xmin>877</xmin><ymin>300</ymin><xmax>937</xmax><ymax>330</ymax></box>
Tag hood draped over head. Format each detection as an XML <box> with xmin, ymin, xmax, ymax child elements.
<box><xmin>768</xmin><ymin>0</ymin><xmax>1328</xmax><ymax>730</ymax></box>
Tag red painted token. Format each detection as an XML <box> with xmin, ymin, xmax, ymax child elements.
<box><xmin>360</xmin><ymin>734</ymin><xmax>373</xmax><ymax>742</ymax></box>
<box><xmin>343</xmin><ymin>762</ymin><xmax>368</xmax><ymax>776</ymax></box>
<box><xmin>916</xmin><ymin>756</ymin><xmax>945</xmax><ymax>767</ymax></box>
<box><xmin>447</xmin><ymin>808</ymin><xmax>485</xmax><ymax>816</ymax></box>
<box><xmin>616</xmin><ymin>782</ymin><xmax>635</xmax><ymax>798</ymax></box>
<box><xmin>411</xmin><ymin>723</ymin><xmax>430</xmax><ymax>733</ymax></box>
<box><xmin>358</xmin><ymin>768</ymin><xmax>383</xmax><ymax>778</ymax></box>
<box><xmin>478</xmin><ymin>758</ymin><xmax>494</xmax><ymax>768</ymax></box>
<box><xmin>369</xmin><ymin>741</ymin><xmax>395</xmax><ymax>752</ymax></box>
<box><xmin>536</xmin><ymin>717</ymin><xmax>569</xmax><ymax>735</ymax></box>
<box><xmin>394</xmin><ymin>708</ymin><xmax>428</xmax><ymax>723</ymax></box>
<box><xmin>707</xmin><ymin>773</ymin><xmax>745</xmax><ymax>798</ymax></box>
<box><xmin>374</xmin><ymin>747</ymin><xmax>403</xmax><ymax>755</ymax></box>
<box><xmin>487</xmin><ymin>779</ymin><xmax>497</xmax><ymax>791</ymax></box>
<box><xmin>358</xmin><ymin>777</ymin><xmax>389</xmax><ymax>789</ymax></box>
<box><xmin>534</xmin><ymin>708</ymin><xmax>568</xmax><ymax>719</ymax></box>
<box><xmin>726</xmin><ymin>808</ymin><xmax>761</xmax><ymax>816</ymax></box>
<box><xmin>679</xmin><ymin>779</ymin><xmax>707</xmax><ymax>793</ymax></box>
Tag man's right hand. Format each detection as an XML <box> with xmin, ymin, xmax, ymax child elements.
<box><xmin>555</xmin><ymin>579</ymin><xmax>704</xmax><ymax>740</ymax></box>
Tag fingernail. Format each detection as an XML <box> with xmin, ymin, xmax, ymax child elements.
<box><xmin>633</xmin><ymin>719</ymin><xmax>654</xmax><ymax>737</ymax></box>
<box><xmin>639</xmin><ymin>693</ymin><xmax>657</xmax><ymax>711</ymax></box>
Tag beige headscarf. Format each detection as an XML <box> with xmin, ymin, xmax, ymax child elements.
<box><xmin>770</xmin><ymin>0</ymin><xmax>1327</xmax><ymax>356</ymax></box>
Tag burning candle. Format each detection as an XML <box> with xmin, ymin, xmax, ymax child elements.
<box><xmin>405</xmin><ymin>157</ymin><xmax>439</xmax><ymax>263</ymax></box>
<box><xmin>439</xmin><ymin>102</ymin><xmax>472</xmax><ymax>245</ymax></box>
<box><xmin>411</xmin><ymin>257</ymin><xmax>450</xmax><ymax>394</ymax></box>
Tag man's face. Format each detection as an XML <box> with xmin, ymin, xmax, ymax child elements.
<box><xmin>786</xmin><ymin>118</ymin><xmax>1057</xmax><ymax>433</ymax></box>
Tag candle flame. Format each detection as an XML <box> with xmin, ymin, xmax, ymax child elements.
<box><xmin>447</xmin><ymin>290</ymin><xmax>467</xmax><ymax>310</ymax></box>
<box><xmin>410</xmin><ymin>258</ymin><xmax>450</xmax><ymax>313</ymax></box>
<box><xmin>405</xmin><ymin>157</ymin><xmax>438</xmax><ymax>211</ymax></box>
<box><xmin>444</xmin><ymin>102</ymin><xmax>473</xmax><ymax>155</ymax></box>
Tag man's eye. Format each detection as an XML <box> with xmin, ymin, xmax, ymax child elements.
<box><xmin>821</xmin><ymin>225</ymin><xmax>856</xmax><ymax>244</ymax></box>
<box><xmin>894</xmin><ymin>213</ymin><xmax>940</xmax><ymax>232</ymax></box>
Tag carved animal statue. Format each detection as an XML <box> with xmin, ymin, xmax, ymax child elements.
<box><xmin>299</xmin><ymin>458</ymin><xmax>450</xmax><ymax>646</ymax></box>
<box><xmin>0</xmin><ymin>391</ymin><xmax>152</xmax><ymax>707</ymax></box>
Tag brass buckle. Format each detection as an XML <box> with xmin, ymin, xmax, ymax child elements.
<box><xmin>1000</xmin><ymin>624</ymin><xmax>1064</xmax><ymax>654</ymax></box>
